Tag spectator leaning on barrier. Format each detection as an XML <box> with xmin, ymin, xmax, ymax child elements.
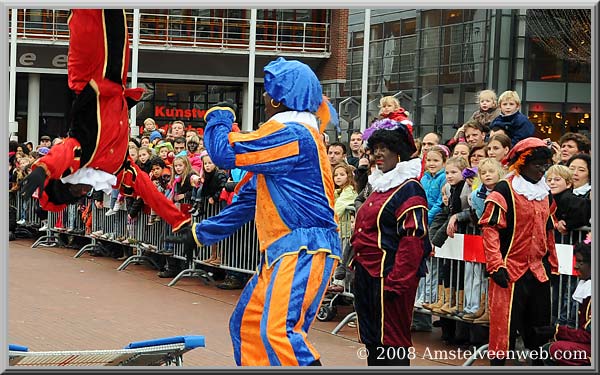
<box><xmin>165</xmin><ymin>57</ymin><xmax>341</xmax><ymax>366</ymax></box>
<box><xmin>478</xmin><ymin>137</ymin><xmax>559</xmax><ymax>366</ymax></box>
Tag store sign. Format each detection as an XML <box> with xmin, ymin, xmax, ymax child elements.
<box><xmin>16</xmin><ymin>45</ymin><xmax>69</xmax><ymax>69</ymax></box>
<box><xmin>154</xmin><ymin>105</ymin><xmax>207</xmax><ymax>120</ymax></box>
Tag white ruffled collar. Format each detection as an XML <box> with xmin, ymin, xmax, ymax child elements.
<box><xmin>271</xmin><ymin>111</ymin><xmax>318</xmax><ymax>131</ymax></box>
<box><xmin>510</xmin><ymin>173</ymin><xmax>550</xmax><ymax>201</ymax></box>
<box><xmin>368</xmin><ymin>158</ymin><xmax>421</xmax><ymax>192</ymax></box>
<box><xmin>573</xmin><ymin>183</ymin><xmax>591</xmax><ymax>196</ymax></box>
<box><xmin>572</xmin><ymin>279</ymin><xmax>591</xmax><ymax>304</ymax></box>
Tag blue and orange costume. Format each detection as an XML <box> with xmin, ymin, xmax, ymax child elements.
<box><xmin>187</xmin><ymin>58</ymin><xmax>341</xmax><ymax>366</ymax></box>
<box><xmin>26</xmin><ymin>9</ymin><xmax>190</xmax><ymax>231</ymax></box>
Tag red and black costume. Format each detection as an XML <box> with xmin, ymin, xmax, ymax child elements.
<box><xmin>351</xmin><ymin>174</ymin><xmax>429</xmax><ymax>360</ymax></box>
<box><xmin>543</xmin><ymin>293</ymin><xmax>591</xmax><ymax>365</ymax></box>
<box><xmin>479</xmin><ymin>174</ymin><xmax>559</xmax><ymax>362</ymax></box>
<box><xmin>30</xmin><ymin>9</ymin><xmax>189</xmax><ymax>231</ymax></box>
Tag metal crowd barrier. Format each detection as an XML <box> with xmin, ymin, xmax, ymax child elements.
<box><xmin>13</xmin><ymin>185</ymin><xmax>589</xmax><ymax>339</ymax></box>
<box><xmin>420</xmin><ymin>223</ymin><xmax>586</xmax><ymax>328</ymax></box>
<box><xmin>318</xmin><ymin>207</ymin><xmax>356</xmax><ymax>333</ymax></box>
<box><xmin>168</xmin><ymin>197</ymin><xmax>260</xmax><ymax>287</ymax></box>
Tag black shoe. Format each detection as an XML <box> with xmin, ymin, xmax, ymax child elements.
<box><xmin>157</xmin><ymin>248</ymin><xmax>174</xmax><ymax>256</ymax></box>
<box><xmin>217</xmin><ymin>277</ymin><xmax>244</xmax><ymax>290</ymax></box>
<box><xmin>157</xmin><ymin>269</ymin><xmax>178</xmax><ymax>278</ymax></box>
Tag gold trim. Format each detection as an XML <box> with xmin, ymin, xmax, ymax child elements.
<box><xmin>191</xmin><ymin>222</ymin><xmax>203</xmax><ymax>247</ymax></box>
<box><xmin>379</xmin><ymin>277</ymin><xmax>385</xmax><ymax>344</ymax></box>
<box><xmin>101</xmin><ymin>11</ymin><xmax>108</xmax><ymax>81</ymax></box>
<box><xmin>504</xmin><ymin>283</ymin><xmax>516</xmax><ymax>352</ymax></box>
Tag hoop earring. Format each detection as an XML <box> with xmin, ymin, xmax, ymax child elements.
<box><xmin>270</xmin><ymin>99</ymin><xmax>281</xmax><ymax>109</ymax></box>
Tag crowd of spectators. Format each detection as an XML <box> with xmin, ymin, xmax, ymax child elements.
<box><xmin>9</xmin><ymin>88</ymin><xmax>592</xmax><ymax>365</ymax></box>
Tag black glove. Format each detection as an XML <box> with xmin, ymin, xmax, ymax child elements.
<box><xmin>532</xmin><ymin>325</ymin><xmax>556</xmax><ymax>344</ymax></box>
<box><xmin>491</xmin><ymin>267</ymin><xmax>510</xmax><ymax>288</ymax></box>
<box><xmin>215</xmin><ymin>99</ymin><xmax>237</xmax><ymax>113</ymax></box>
<box><xmin>205</xmin><ymin>99</ymin><xmax>237</xmax><ymax>123</ymax></box>
<box><xmin>20</xmin><ymin>167</ymin><xmax>47</xmax><ymax>198</ymax></box>
<box><xmin>164</xmin><ymin>225</ymin><xmax>197</xmax><ymax>262</ymax></box>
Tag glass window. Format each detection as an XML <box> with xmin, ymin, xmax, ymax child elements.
<box><xmin>527</xmin><ymin>38</ymin><xmax>564</xmax><ymax>81</ymax></box>
<box><xmin>402</xmin><ymin>18</ymin><xmax>416</xmax><ymax>35</ymax></box>
<box><xmin>370</xmin><ymin>23</ymin><xmax>383</xmax><ymax>41</ymax></box>
<box><xmin>421</xmin><ymin>10</ymin><xmax>441</xmax><ymax>28</ymax></box>
<box><xmin>566</xmin><ymin>61</ymin><xmax>591</xmax><ymax>82</ymax></box>
<box><xmin>384</xmin><ymin>20</ymin><xmax>401</xmax><ymax>38</ymax></box>
<box><xmin>352</xmin><ymin>31</ymin><xmax>364</xmax><ymax>47</ymax></box>
<box><xmin>442</xmin><ymin>9</ymin><xmax>463</xmax><ymax>25</ymax></box>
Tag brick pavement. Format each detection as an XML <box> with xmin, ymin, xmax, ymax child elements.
<box><xmin>9</xmin><ymin>239</ymin><xmax>487</xmax><ymax>367</ymax></box>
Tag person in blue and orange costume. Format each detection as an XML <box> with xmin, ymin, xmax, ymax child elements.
<box><xmin>165</xmin><ymin>57</ymin><xmax>341</xmax><ymax>366</ymax></box>
<box><xmin>478</xmin><ymin>137</ymin><xmax>560</xmax><ymax>366</ymax></box>
<box><xmin>19</xmin><ymin>9</ymin><xmax>190</xmax><ymax>233</ymax></box>
<box><xmin>350</xmin><ymin>117</ymin><xmax>431</xmax><ymax>366</ymax></box>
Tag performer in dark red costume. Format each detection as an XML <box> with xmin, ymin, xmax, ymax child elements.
<box><xmin>20</xmin><ymin>9</ymin><xmax>190</xmax><ymax>232</ymax></box>
<box><xmin>350</xmin><ymin>118</ymin><xmax>430</xmax><ymax>366</ymax></box>
<box><xmin>539</xmin><ymin>239</ymin><xmax>591</xmax><ymax>366</ymax></box>
<box><xmin>479</xmin><ymin>137</ymin><xmax>559</xmax><ymax>365</ymax></box>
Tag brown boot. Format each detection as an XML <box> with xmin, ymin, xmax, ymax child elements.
<box><xmin>441</xmin><ymin>289</ymin><xmax>462</xmax><ymax>314</ymax></box>
<box><xmin>423</xmin><ymin>285</ymin><xmax>444</xmax><ymax>310</ymax></box>
<box><xmin>463</xmin><ymin>292</ymin><xmax>487</xmax><ymax>321</ymax></box>
<box><xmin>432</xmin><ymin>288</ymin><xmax>453</xmax><ymax>314</ymax></box>
<box><xmin>473</xmin><ymin>306</ymin><xmax>489</xmax><ymax>324</ymax></box>
<box><xmin>447</xmin><ymin>290</ymin><xmax>464</xmax><ymax>315</ymax></box>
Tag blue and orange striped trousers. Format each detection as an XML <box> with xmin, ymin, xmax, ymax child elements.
<box><xmin>229</xmin><ymin>250</ymin><xmax>337</xmax><ymax>366</ymax></box>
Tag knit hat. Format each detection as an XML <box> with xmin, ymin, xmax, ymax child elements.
<box><xmin>157</xmin><ymin>142</ymin><xmax>173</xmax><ymax>152</ymax></box>
<box><xmin>37</xmin><ymin>147</ymin><xmax>50</xmax><ymax>155</ymax></box>
<box><xmin>150</xmin><ymin>130</ymin><xmax>162</xmax><ymax>142</ymax></box>
<box><xmin>263</xmin><ymin>57</ymin><xmax>339</xmax><ymax>133</ymax></box>
<box><xmin>264</xmin><ymin>57</ymin><xmax>322</xmax><ymax>112</ymax></box>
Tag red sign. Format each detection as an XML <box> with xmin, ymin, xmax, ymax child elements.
<box><xmin>154</xmin><ymin>105</ymin><xmax>207</xmax><ymax>119</ymax></box>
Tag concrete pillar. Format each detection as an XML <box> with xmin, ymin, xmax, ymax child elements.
<box><xmin>242</xmin><ymin>9</ymin><xmax>257</xmax><ymax>132</ymax></box>
<box><xmin>27</xmin><ymin>73</ymin><xmax>40</xmax><ymax>143</ymax></box>
<box><xmin>129</xmin><ymin>9</ymin><xmax>141</xmax><ymax>136</ymax></box>
<box><xmin>359</xmin><ymin>9</ymin><xmax>371</xmax><ymax>132</ymax></box>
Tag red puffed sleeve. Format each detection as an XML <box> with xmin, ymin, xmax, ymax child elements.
<box><xmin>31</xmin><ymin>137</ymin><xmax>82</xmax><ymax>180</ymax></box>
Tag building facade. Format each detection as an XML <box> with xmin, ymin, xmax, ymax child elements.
<box><xmin>8</xmin><ymin>8</ymin><xmax>348</xmax><ymax>143</ymax></box>
<box><xmin>8</xmin><ymin>8</ymin><xmax>591</xmax><ymax>145</ymax></box>
<box><xmin>341</xmin><ymin>9</ymin><xmax>591</xmax><ymax>142</ymax></box>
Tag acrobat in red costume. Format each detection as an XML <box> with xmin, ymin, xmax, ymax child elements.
<box><xmin>24</xmin><ymin>9</ymin><xmax>190</xmax><ymax>232</ymax></box>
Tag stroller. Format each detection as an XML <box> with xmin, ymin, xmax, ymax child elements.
<box><xmin>317</xmin><ymin>238</ymin><xmax>355</xmax><ymax>322</ymax></box>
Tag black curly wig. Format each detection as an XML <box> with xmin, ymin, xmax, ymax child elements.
<box><xmin>366</xmin><ymin>128</ymin><xmax>417</xmax><ymax>162</ymax></box>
